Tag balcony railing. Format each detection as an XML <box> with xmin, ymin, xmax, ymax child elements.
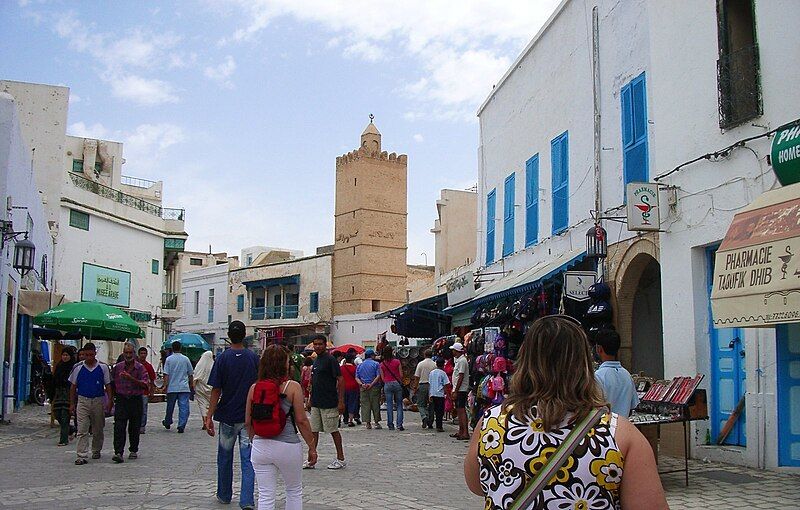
<box><xmin>717</xmin><ymin>44</ymin><xmax>762</xmax><ymax>130</ymax></box>
<box><xmin>250</xmin><ymin>305</ymin><xmax>299</xmax><ymax>320</ymax></box>
<box><xmin>120</xmin><ymin>175</ymin><xmax>158</xmax><ymax>189</ymax></box>
<box><xmin>69</xmin><ymin>172</ymin><xmax>185</xmax><ymax>221</ymax></box>
<box><xmin>162</xmin><ymin>293</ymin><xmax>178</xmax><ymax>310</ymax></box>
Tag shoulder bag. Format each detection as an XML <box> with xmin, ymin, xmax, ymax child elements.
<box><xmin>509</xmin><ymin>408</ymin><xmax>605</xmax><ymax>510</ymax></box>
<box><xmin>382</xmin><ymin>360</ymin><xmax>407</xmax><ymax>388</ymax></box>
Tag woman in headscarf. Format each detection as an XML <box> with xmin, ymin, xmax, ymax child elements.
<box><xmin>52</xmin><ymin>347</ymin><xmax>76</xmax><ymax>446</ymax></box>
<box><xmin>193</xmin><ymin>350</ymin><xmax>215</xmax><ymax>429</ymax></box>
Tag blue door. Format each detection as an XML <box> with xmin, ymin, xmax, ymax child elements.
<box><xmin>708</xmin><ymin>248</ymin><xmax>747</xmax><ymax>446</ymax></box>
<box><xmin>13</xmin><ymin>314</ymin><xmax>31</xmax><ymax>409</ymax></box>
<box><xmin>777</xmin><ymin>324</ymin><xmax>800</xmax><ymax>466</ymax></box>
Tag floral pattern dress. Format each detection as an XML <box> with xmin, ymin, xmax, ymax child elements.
<box><xmin>478</xmin><ymin>405</ymin><xmax>623</xmax><ymax>510</ymax></box>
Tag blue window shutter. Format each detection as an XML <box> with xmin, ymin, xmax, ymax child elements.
<box><xmin>551</xmin><ymin>132</ymin><xmax>569</xmax><ymax>234</ymax></box>
<box><xmin>622</xmin><ymin>73</ymin><xmax>649</xmax><ymax>189</ymax></box>
<box><xmin>310</xmin><ymin>292</ymin><xmax>319</xmax><ymax>313</ymax></box>
<box><xmin>486</xmin><ymin>189</ymin><xmax>496</xmax><ymax>264</ymax></box>
<box><xmin>503</xmin><ymin>173</ymin><xmax>515</xmax><ymax>257</ymax></box>
<box><xmin>525</xmin><ymin>155</ymin><xmax>539</xmax><ymax>246</ymax></box>
<box><xmin>237</xmin><ymin>294</ymin><xmax>244</xmax><ymax>312</ymax></box>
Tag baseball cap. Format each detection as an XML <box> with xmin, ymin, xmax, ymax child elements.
<box><xmin>364</xmin><ymin>349</ymin><xmax>375</xmax><ymax>358</ymax></box>
<box><xmin>228</xmin><ymin>320</ymin><xmax>246</xmax><ymax>337</ymax></box>
<box><xmin>450</xmin><ymin>342</ymin><xmax>465</xmax><ymax>352</ymax></box>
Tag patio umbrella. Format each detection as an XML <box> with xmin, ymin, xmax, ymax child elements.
<box><xmin>331</xmin><ymin>343</ymin><xmax>365</xmax><ymax>355</ymax></box>
<box><xmin>33</xmin><ymin>301</ymin><xmax>145</xmax><ymax>341</ymax></box>
<box><xmin>163</xmin><ymin>333</ymin><xmax>211</xmax><ymax>363</ymax></box>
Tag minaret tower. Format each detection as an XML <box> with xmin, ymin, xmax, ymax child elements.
<box><xmin>332</xmin><ymin>116</ymin><xmax>408</xmax><ymax>316</ymax></box>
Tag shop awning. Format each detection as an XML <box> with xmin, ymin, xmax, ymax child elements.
<box><xmin>445</xmin><ymin>248</ymin><xmax>586</xmax><ymax>314</ymax></box>
<box><xmin>711</xmin><ymin>182</ymin><xmax>800</xmax><ymax>327</ymax></box>
<box><xmin>18</xmin><ymin>290</ymin><xmax>67</xmax><ymax>316</ymax></box>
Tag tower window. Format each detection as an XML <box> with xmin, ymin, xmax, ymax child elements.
<box><xmin>353</xmin><ymin>246</ymin><xmax>356</xmax><ymax>256</ymax></box>
<box><xmin>354</xmin><ymin>177</ymin><xmax>357</xmax><ymax>186</ymax></box>
<box><xmin>352</xmin><ymin>286</ymin><xmax>355</xmax><ymax>294</ymax></box>
<box><xmin>372</xmin><ymin>300</ymin><xmax>381</xmax><ymax>312</ymax></box>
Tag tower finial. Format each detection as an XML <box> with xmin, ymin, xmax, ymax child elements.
<box><xmin>369</xmin><ymin>113</ymin><xmax>374</xmax><ymax>124</ymax></box>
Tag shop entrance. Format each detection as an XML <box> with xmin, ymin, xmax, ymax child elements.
<box><xmin>777</xmin><ymin>324</ymin><xmax>800</xmax><ymax>466</ymax></box>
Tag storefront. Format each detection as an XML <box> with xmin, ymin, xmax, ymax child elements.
<box><xmin>711</xmin><ymin>181</ymin><xmax>800</xmax><ymax>467</ymax></box>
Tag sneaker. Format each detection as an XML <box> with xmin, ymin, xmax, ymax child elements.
<box><xmin>327</xmin><ymin>459</ymin><xmax>346</xmax><ymax>470</ymax></box>
<box><xmin>112</xmin><ymin>454</ymin><xmax>124</xmax><ymax>463</ymax></box>
<box><xmin>302</xmin><ymin>460</ymin><xmax>315</xmax><ymax>469</ymax></box>
<box><xmin>91</xmin><ymin>452</ymin><xmax>101</xmax><ymax>459</ymax></box>
<box><xmin>177</xmin><ymin>427</ymin><xmax>184</xmax><ymax>433</ymax></box>
<box><xmin>57</xmin><ymin>441</ymin><xmax>68</xmax><ymax>446</ymax></box>
<box><xmin>128</xmin><ymin>452</ymin><xmax>138</xmax><ymax>460</ymax></box>
<box><xmin>74</xmin><ymin>458</ymin><xmax>88</xmax><ymax>465</ymax></box>
<box><xmin>215</xmin><ymin>494</ymin><xmax>231</xmax><ymax>504</ymax></box>
<box><xmin>162</xmin><ymin>420</ymin><xmax>170</xmax><ymax>430</ymax></box>
<box><xmin>421</xmin><ymin>423</ymin><xmax>428</xmax><ymax>429</ymax></box>
<box><xmin>374</xmin><ymin>423</ymin><xmax>382</xmax><ymax>429</ymax></box>
<box><xmin>355</xmin><ymin>419</ymin><xmax>362</xmax><ymax>425</ymax></box>
<box><xmin>366</xmin><ymin>422</ymin><xmax>372</xmax><ymax>429</ymax></box>
<box><xmin>347</xmin><ymin>421</ymin><xmax>355</xmax><ymax>427</ymax></box>
<box><xmin>397</xmin><ymin>425</ymin><xmax>405</xmax><ymax>431</ymax></box>
<box><xmin>436</xmin><ymin>427</ymin><xmax>445</xmax><ymax>432</ymax></box>
<box><xmin>387</xmin><ymin>424</ymin><xmax>395</xmax><ymax>430</ymax></box>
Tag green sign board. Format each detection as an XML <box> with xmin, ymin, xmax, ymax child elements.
<box><xmin>771</xmin><ymin>123</ymin><xmax>800</xmax><ymax>185</ymax></box>
<box><xmin>81</xmin><ymin>263</ymin><xmax>131</xmax><ymax>308</ymax></box>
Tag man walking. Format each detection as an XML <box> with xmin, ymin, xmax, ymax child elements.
<box><xmin>205</xmin><ymin>321</ymin><xmax>258</xmax><ymax>509</ymax></box>
<box><xmin>412</xmin><ymin>349</ymin><xmax>436</xmax><ymax>429</ymax></box>
<box><xmin>162</xmin><ymin>340</ymin><xmax>194</xmax><ymax>433</ymax></box>
<box><xmin>355</xmin><ymin>349</ymin><xmax>382</xmax><ymax>429</ymax></box>
<box><xmin>306</xmin><ymin>334</ymin><xmax>346</xmax><ymax>469</ymax></box>
<box><xmin>111</xmin><ymin>343</ymin><xmax>149</xmax><ymax>463</ymax></box>
<box><xmin>428</xmin><ymin>357</ymin><xmax>449</xmax><ymax>432</ymax></box>
<box><xmin>594</xmin><ymin>328</ymin><xmax>639</xmax><ymax>417</ymax></box>
<box><xmin>450</xmin><ymin>342</ymin><xmax>470</xmax><ymax>440</ymax></box>
<box><xmin>68</xmin><ymin>342</ymin><xmax>112</xmax><ymax>465</ymax></box>
<box><xmin>137</xmin><ymin>347</ymin><xmax>156</xmax><ymax>434</ymax></box>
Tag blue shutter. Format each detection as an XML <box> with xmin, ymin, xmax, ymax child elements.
<box><xmin>486</xmin><ymin>189</ymin><xmax>496</xmax><ymax>265</ymax></box>
<box><xmin>236</xmin><ymin>294</ymin><xmax>244</xmax><ymax>312</ymax></box>
<box><xmin>551</xmin><ymin>132</ymin><xmax>569</xmax><ymax>234</ymax></box>
<box><xmin>309</xmin><ymin>292</ymin><xmax>319</xmax><ymax>313</ymax></box>
<box><xmin>622</xmin><ymin>73</ymin><xmax>649</xmax><ymax>190</ymax></box>
<box><xmin>503</xmin><ymin>173</ymin><xmax>515</xmax><ymax>257</ymax></box>
<box><xmin>525</xmin><ymin>155</ymin><xmax>539</xmax><ymax>246</ymax></box>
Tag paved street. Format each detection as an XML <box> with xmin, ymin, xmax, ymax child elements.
<box><xmin>0</xmin><ymin>403</ymin><xmax>798</xmax><ymax>509</ymax></box>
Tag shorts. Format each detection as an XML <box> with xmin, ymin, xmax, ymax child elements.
<box><xmin>310</xmin><ymin>407</ymin><xmax>339</xmax><ymax>433</ymax></box>
<box><xmin>455</xmin><ymin>391</ymin><xmax>468</xmax><ymax>409</ymax></box>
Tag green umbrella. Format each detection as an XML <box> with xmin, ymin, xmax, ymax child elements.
<box><xmin>163</xmin><ymin>333</ymin><xmax>211</xmax><ymax>363</ymax></box>
<box><xmin>33</xmin><ymin>301</ymin><xmax>145</xmax><ymax>341</ymax></box>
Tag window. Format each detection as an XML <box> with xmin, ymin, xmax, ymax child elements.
<box><xmin>372</xmin><ymin>300</ymin><xmax>381</xmax><ymax>312</ymax></box>
<box><xmin>551</xmin><ymin>132</ymin><xmax>569</xmax><ymax>234</ymax></box>
<box><xmin>40</xmin><ymin>254</ymin><xmax>48</xmax><ymax>287</ymax></box>
<box><xmin>69</xmin><ymin>209</ymin><xmax>89</xmax><ymax>230</ymax></box>
<box><xmin>502</xmin><ymin>173</ymin><xmax>515</xmax><ymax>257</ymax></box>
<box><xmin>208</xmin><ymin>289</ymin><xmax>215</xmax><ymax>323</ymax></box>
<box><xmin>71</xmin><ymin>159</ymin><xmax>102</xmax><ymax>174</ymax></box>
<box><xmin>621</xmin><ymin>73</ymin><xmax>649</xmax><ymax>190</ymax></box>
<box><xmin>525</xmin><ymin>154</ymin><xmax>540</xmax><ymax>247</ymax></box>
<box><xmin>189</xmin><ymin>258</ymin><xmax>203</xmax><ymax>266</ymax></box>
<box><xmin>486</xmin><ymin>189</ymin><xmax>496</xmax><ymax>264</ymax></box>
<box><xmin>194</xmin><ymin>290</ymin><xmax>200</xmax><ymax>315</ymax></box>
<box><xmin>246</xmin><ymin>255</ymin><xmax>253</xmax><ymax>266</ymax></box>
<box><xmin>237</xmin><ymin>294</ymin><xmax>245</xmax><ymax>312</ymax></box>
<box><xmin>309</xmin><ymin>292</ymin><xmax>319</xmax><ymax>313</ymax></box>
<box><xmin>716</xmin><ymin>0</ymin><xmax>761</xmax><ymax>129</ymax></box>
<box><xmin>151</xmin><ymin>259</ymin><xmax>159</xmax><ymax>274</ymax></box>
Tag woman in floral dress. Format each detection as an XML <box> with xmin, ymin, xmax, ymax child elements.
<box><xmin>464</xmin><ymin>315</ymin><xmax>668</xmax><ymax>510</ymax></box>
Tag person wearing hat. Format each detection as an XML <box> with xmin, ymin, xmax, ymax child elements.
<box><xmin>450</xmin><ymin>342</ymin><xmax>470</xmax><ymax>440</ymax></box>
<box><xmin>355</xmin><ymin>349</ymin><xmax>382</xmax><ymax>429</ymax></box>
<box><xmin>205</xmin><ymin>320</ymin><xmax>259</xmax><ymax>509</ymax></box>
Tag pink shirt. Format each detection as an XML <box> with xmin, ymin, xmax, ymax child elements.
<box><xmin>380</xmin><ymin>358</ymin><xmax>403</xmax><ymax>383</ymax></box>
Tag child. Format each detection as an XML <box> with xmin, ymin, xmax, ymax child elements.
<box><xmin>427</xmin><ymin>358</ymin><xmax>450</xmax><ymax>432</ymax></box>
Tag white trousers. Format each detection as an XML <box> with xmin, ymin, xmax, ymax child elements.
<box><xmin>251</xmin><ymin>437</ymin><xmax>303</xmax><ymax>510</ymax></box>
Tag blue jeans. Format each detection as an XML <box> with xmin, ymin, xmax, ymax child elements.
<box><xmin>140</xmin><ymin>396</ymin><xmax>149</xmax><ymax>431</ymax></box>
<box><xmin>217</xmin><ymin>421</ymin><xmax>255</xmax><ymax>508</ymax></box>
<box><xmin>164</xmin><ymin>392</ymin><xmax>190</xmax><ymax>429</ymax></box>
<box><xmin>384</xmin><ymin>381</ymin><xmax>404</xmax><ymax>427</ymax></box>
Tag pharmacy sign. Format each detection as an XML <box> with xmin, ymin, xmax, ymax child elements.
<box><xmin>771</xmin><ymin>123</ymin><xmax>800</xmax><ymax>185</ymax></box>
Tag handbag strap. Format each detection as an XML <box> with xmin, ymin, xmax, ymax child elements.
<box><xmin>510</xmin><ymin>408</ymin><xmax>605</xmax><ymax>510</ymax></box>
<box><xmin>382</xmin><ymin>361</ymin><xmax>402</xmax><ymax>383</ymax></box>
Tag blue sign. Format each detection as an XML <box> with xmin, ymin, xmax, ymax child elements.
<box><xmin>81</xmin><ymin>263</ymin><xmax>131</xmax><ymax>308</ymax></box>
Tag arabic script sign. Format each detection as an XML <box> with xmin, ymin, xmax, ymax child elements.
<box><xmin>446</xmin><ymin>271</ymin><xmax>475</xmax><ymax>307</ymax></box>
<box><xmin>82</xmin><ymin>263</ymin><xmax>131</xmax><ymax>307</ymax></box>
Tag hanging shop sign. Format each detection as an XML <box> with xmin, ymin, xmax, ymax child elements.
<box><xmin>711</xmin><ymin>182</ymin><xmax>800</xmax><ymax>327</ymax></box>
<box><xmin>771</xmin><ymin>123</ymin><xmax>800</xmax><ymax>186</ymax></box>
<box><xmin>446</xmin><ymin>271</ymin><xmax>476</xmax><ymax>307</ymax></box>
<box><xmin>564</xmin><ymin>271</ymin><xmax>597</xmax><ymax>302</ymax></box>
<box><xmin>81</xmin><ymin>262</ymin><xmax>131</xmax><ymax>308</ymax></box>
<box><xmin>626</xmin><ymin>182</ymin><xmax>661</xmax><ymax>231</ymax></box>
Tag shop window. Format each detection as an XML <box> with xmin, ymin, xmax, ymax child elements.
<box><xmin>309</xmin><ymin>292</ymin><xmax>319</xmax><ymax>313</ymax></box>
<box><xmin>486</xmin><ymin>188</ymin><xmax>496</xmax><ymax>264</ymax></box>
<box><xmin>503</xmin><ymin>173</ymin><xmax>515</xmax><ymax>257</ymax></box>
<box><xmin>716</xmin><ymin>0</ymin><xmax>761</xmax><ymax>129</ymax></box>
<box><xmin>151</xmin><ymin>259</ymin><xmax>159</xmax><ymax>274</ymax></box>
<box><xmin>551</xmin><ymin>131</ymin><xmax>569</xmax><ymax>234</ymax></box>
<box><xmin>69</xmin><ymin>209</ymin><xmax>89</xmax><ymax>231</ymax></box>
<box><xmin>621</xmin><ymin>73</ymin><xmax>649</xmax><ymax>190</ymax></box>
<box><xmin>525</xmin><ymin>154</ymin><xmax>539</xmax><ymax>247</ymax></box>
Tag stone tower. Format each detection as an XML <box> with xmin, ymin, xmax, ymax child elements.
<box><xmin>332</xmin><ymin>120</ymin><xmax>408</xmax><ymax>316</ymax></box>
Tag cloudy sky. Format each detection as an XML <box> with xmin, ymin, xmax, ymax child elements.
<box><xmin>1</xmin><ymin>0</ymin><xmax>560</xmax><ymax>264</ymax></box>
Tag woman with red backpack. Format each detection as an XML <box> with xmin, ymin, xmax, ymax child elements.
<box><xmin>246</xmin><ymin>345</ymin><xmax>317</xmax><ymax>510</ymax></box>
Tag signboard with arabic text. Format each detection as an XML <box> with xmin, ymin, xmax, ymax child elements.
<box><xmin>446</xmin><ymin>271</ymin><xmax>476</xmax><ymax>307</ymax></box>
<box><xmin>81</xmin><ymin>263</ymin><xmax>131</xmax><ymax>308</ymax></box>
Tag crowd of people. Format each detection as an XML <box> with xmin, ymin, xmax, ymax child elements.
<box><xmin>43</xmin><ymin>315</ymin><xmax>667</xmax><ymax>509</ymax></box>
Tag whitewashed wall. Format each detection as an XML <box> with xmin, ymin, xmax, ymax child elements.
<box><xmin>174</xmin><ymin>262</ymin><xmax>230</xmax><ymax>348</ymax></box>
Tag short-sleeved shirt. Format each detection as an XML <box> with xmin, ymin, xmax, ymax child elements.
<box><xmin>595</xmin><ymin>361</ymin><xmax>639</xmax><ymax>417</ymax></box>
<box><xmin>140</xmin><ymin>359</ymin><xmax>156</xmax><ymax>383</ymax></box>
<box><xmin>452</xmin><ymin>355</ymin><xmax>470</xmax><ymax>392</ymax></box>
<box><xmin>111</xmin><ymin>361</ymin><xmax>149</xmax><ymax>396</ymax></box>
<box><xmin>414</xmin><ymin>358</ymin><xmax>436</xmax><ymax>384</ymax></box>
<box><xmin>380</xmin><ymin>358</ymin><xmax>403</xmax><ymax>383</ymax></box>
<box><xmin>311</xmin><ymin>352</ymin><xmax>341</xmax><ymax>409</ymax></box>
<box><xmin>428</xmin><ymin>368</ymin><xmax>450</xmax><ymax>398</ymax></box>
<box><xmin>68</xmin><ymin>361</ymin><xmax>111</xmax><ymax>398</ymax></box>
<box><xmin>355</xmin><ymin>358</ymin><xmax>380</xmax><ymax>384</ymax></box>
<box><xmin>341</xmin><ymin>363</ymin><xmax>359</xmax><ymax>392</ymax></box>
<box><xmin>163</xmin><ymin>353</ymin><xmax>194</xmax><ymax>393</ymax></box>
<box><xmin>208</xmin><ymin>347</ymin><xmax>259</xmax><ymax>425</ymax></box>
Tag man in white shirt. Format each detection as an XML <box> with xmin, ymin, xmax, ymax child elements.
<box><xmin>412</xmin><ymin>350</ymin><xmax>437</xmax><ymax>429</ymax></box>
<box><xmin>450</xmin><ymin>342</ymin><xmax>470</xmax><ymax>440</ymax></box>
<box><xmin>594</xmin><ymin>329</ymin><xmax>639</xmax><ymax>417</ymax></box>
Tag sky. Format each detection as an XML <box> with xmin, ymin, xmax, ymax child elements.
<box><xmin>1</xmin><ymin>0</ymin><xmax>561</xmax><ymax>264</ymax></box>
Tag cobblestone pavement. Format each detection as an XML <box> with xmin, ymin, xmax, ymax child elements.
<box><xmin>1</xmin><ymin>403</ymin><xmax>798</xmax><ymax>509</ymax></box>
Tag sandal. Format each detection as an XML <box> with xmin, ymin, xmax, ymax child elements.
<box><xmin>302</xmin><ymin>460</ymin><xmax>316</xmax><ymax>469</ymax></box>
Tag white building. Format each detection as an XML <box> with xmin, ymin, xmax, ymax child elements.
<box><xmin>173</xmin><ymin>262</ymin><xmax>232</xmax><ymax>350</ymax></box>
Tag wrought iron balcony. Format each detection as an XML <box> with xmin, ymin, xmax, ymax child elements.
<box><xmin>162</xmin><ymin>293</ymin><xmax>178</xmax><ymax>310</ymax></box>
<box><xmin>717</xmin><ymin>44</ymin><xmax>762</xmax><ymax>130</ymax></box>
<box><xmin>69</xmin><ymin>172</ymin><xmax>185</xmax><ymax>221</ymax></box>
<box><xmin>250</xmin><ymin>305</ymin><xmax>299</xmax><ymax>321</ymax></box>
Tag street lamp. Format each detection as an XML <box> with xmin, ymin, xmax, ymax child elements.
<box><xmin>1</xmin><ymin>220</ymin><xmax>36</xmax><ymax>276</ymax></box>
<box><xmin>586</xmin><ymin>224</ymin><xmax>607</xmax><ymax>260</ymax></box>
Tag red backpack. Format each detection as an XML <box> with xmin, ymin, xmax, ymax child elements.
<box><xmin>251</xmin><ymin>379</ymin><xmax>292</xmax><ymax>438</ymax></box>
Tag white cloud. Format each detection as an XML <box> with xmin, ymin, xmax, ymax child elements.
<box><xmin>413</xmin><ymin>133</ymin><xmax>424</xmax><ymax>143</ymax></box>
<box><xmin>342</xmin><ymin>41</ymin><xmax>384</xmax><ymax>63</ymax></box>
<box><xmin>123</xmin><ymin>123</ymin><xmax>186</xmax><ymax>164</ymax></box>
<box><xmin>109</xmin><ymin>75</ymin><xmax>179</xmax><ymax>105</ymax></box>
<box><xmin>204</xmin><ymin>55</ymin><xmax>237</xmax><ymax>88</ymax></box>
<box><xmin>68</xmin><ymin>93</ymin><xmax>81</xmax><ymax>104</ymax></box>
<box><xmin>67</xmin><ymin>122</ymin><xmax>108</xmax><ymax>139</ymax></box>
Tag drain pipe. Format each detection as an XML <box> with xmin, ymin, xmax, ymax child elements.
<box><xmin>591</xmin><ymin>6</ymin><xmax>603</xmax><ymax>278</ymax></box>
